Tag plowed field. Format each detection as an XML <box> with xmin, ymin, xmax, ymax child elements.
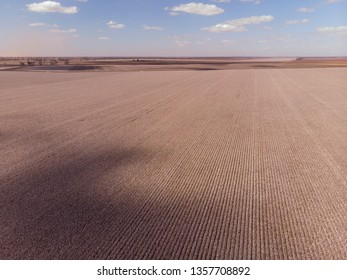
<box><xmin>0</xmin><ymin>68</ymin><xmax>346</xmax><ymax>259</ymax></box>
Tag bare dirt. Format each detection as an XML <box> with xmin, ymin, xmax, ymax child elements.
<box><xmin>0</xmin><ymin>67</ymin><xmax>346</xmax><ymax>259</ymax></box>
<box><xmin>1</xmin><ymin>57</ymin><xmax>347</xmax><ymax>72</ymax></box>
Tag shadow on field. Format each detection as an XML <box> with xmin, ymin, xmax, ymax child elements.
<box><xmin>0</xmin><ymin>137</ymin><xmax>295</xmax><ymax>260</ymax></box>
<box><xmin>0</xmin><ymin>145</ymin><xmax>164</xmax><ymax>259</ymax></box>
<box><xmin>1</xmin><ymin>139</ymin><xmax>235</xmax><ymax>260</ymax></box>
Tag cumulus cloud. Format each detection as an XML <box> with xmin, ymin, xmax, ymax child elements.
<box><xmin>26</xmin><ymin>1</ymin><xmax>78</xmax><ymax>14</ymax></box>
<box><xmin>169</xmin><ymin>35</ymin><xmax>193</xmax><ymax>47</ymax></box>
<box><xmin>168</xmin><ymin>2</ymin><xmax>224</xmax><ymax>16</ymax></box>
<box><xmin>221</xmin><ymin>39</ymin><xmax>234</xmax><ymax>44</ymax></box>
<box><xmin>240</xmin><ymin>0</ymin><xmax>261</xmax><ymax>4</ymax></box>
<box><xmin>297</xmin><ymin>7</ymin><xmax>315</xmax><ymax>13</ymax></box>
<box><xmin>107</xmin><ymin>21</ymin><xmax>125</xmax><ymax>29</ymax></box>
<box><xmin>50</xmin><ymin>28</ymin><xmax>77</xmax><ymax>33</ymax></box>
<box><xmin>29</xmin><ymin>22</ymin><xmax>58</xmax><ymax>28</ymax></box>
<box><xmin>203</xmin><ymin>15</ymin><xmax>274</xmax><ymax>32</ymax></box>
<box><xmin>285</xmin><ymin>19</ymin><xmax>310</xmax><ymax>25</ymax></box>
<box><xmin>175</xmin><ymin>40</ymin><xmax>192</xmax><ymax>47</ymax></box>
<box><xmin>318</xmin><ymin>26</ymin><xmax>347</xmax><ymax>35</ymax></box>
<box><xmin>325</xmin><ymin>0</ymin><xmax>345</xmax><ymax>3</ymax></box>
<box><xmin>142</xmin><ymin>25</ymin><xmax>163</xmax><ymax>31</ymax></box>
<box><xmin>29</xmin><ymin>22</ymin><xmax>45</xmax><ymax>27</ymax></box>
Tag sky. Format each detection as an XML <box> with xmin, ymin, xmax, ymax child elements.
<box><xmin>0</xmin><ymin>0</ymin><xmax>346</xmax><ymax>56</ymax></box>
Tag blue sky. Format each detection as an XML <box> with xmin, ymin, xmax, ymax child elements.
<box><xmin>0</xmin><ymin>0</ymin><xmax>346</xmax><ymax>56</ymax></box>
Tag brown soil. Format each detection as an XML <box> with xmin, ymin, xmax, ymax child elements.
<box><xmin>0</xmin><ymin>68</ymin><xmax>346</xmax><ymax>259</ymax></box>
<box><xmin>1</xmin><ymin>57</ymin><xmax>347</xmax><ymax>72</ymax></box>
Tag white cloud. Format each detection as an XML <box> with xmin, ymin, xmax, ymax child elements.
<box><xmin>175</xmin><ymin>40</ymin><xmax>191</xmax><ymax>47</ymax></box>
<box><xmin>107</xmin><ymin>21</ymin><xmax>125</xmax><ymax>29</ymax></box>
<box><xmin>142</xmin><ymin>25</ymin><xmax>163</xmax><ymax>31</ymax></box>
<box><xmin>29</xmin><ymin>22</ymin><xmax>58</xmax><ymax>28</ymax></box>
<box><xmin>211</xmin><ymin>0</ymin><xmax>231</xmax><ymax>2</ymax></box>
<box><xmin>318</xmin><ymin>26</ymin><xmax>347</xmax><ymax>35</ymax></box>
<box><xmin>285</xmin><ymin>19</ymin><xmax>309</xmax><ymax>25</ymax></box>
<box><xmin>325</xmin><ymin>0</ymin><xmax>345</xmax><ymax>3</ymax></box>
<box><xmin>169</xmin><ymin>2</ymin><xmax>224</xmax><ymax>16</ymax></box>
<box><xmin>98</xmin><ymin>37</ymin><xmax>109</xmax><ymax>40</ymax></box>
<box><xmin>240</xmin><ymin>0</ymin><xmax>261</xmax><ymax>4</ymax></box>
<box><xmin>50</xmin><ymin>28</ymin><xmax>77</xmax><ymax>33</ymax></box>
<box><xmin>26</xmin><ymin>1</ymin><xmax>78</xmax><ymax>14</ymax></box>
<box><xmin>221</xmin><ymin>39</ymin><xmax>234</xmax><ymax>44</ymax></box>
<box><xmin>205</xmin><ymin>24</ymin><xmax>246</xmax><ymax>32</ymax></box>
<box><xmin>297</xmin><ymin>7</ymin><xmax>315</xmax><ymax>13</ymax></box>
<box><xmin>29</xmin><ymin>22</ymin><xmax>45</xmax><ymax>27</ymax></box>
<box><xmin>203</xmin><ymin>15</ymin><xmax>274</xmax><ymax>32</ymax></box>
<box><xmin>170</xmin><ymin>35</ymin><xmax>193</xmax><ymax>47</ymax></box>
